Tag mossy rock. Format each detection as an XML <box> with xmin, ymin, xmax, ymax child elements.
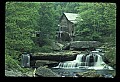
<box><xmin>5</xmin><ymin>70</ymin><xmax>23</xmax><ymax>77</ymax></box>
<box><xmin>76</xmin><ymin>70</ymin><xmax>103</xmax><ymax>78</ymax></box>
<box><xmin>35</xmin><ymin>66</ymin><xmax>60</xmax><ymax>77</ymax></box>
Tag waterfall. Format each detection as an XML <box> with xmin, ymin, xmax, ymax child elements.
<box><xmin>94</xmin><ymin>54</ymin><xmax>105</xmax><ymax>67</ymax></box>
<box><xmin>53</xmin><ymin>52</ymin><xmax>114</xmax><ymax>70</ymax></box>
<box><xmin>74</xmin><ymin>54</ymin><xmax>84</xmax><ymax>62</ymax></box>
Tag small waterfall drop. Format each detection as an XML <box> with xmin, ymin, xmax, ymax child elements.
<box><xmin>53</xmin><ymin>51</ymin><xmax>114</xmax><ymax>70</ymax></box>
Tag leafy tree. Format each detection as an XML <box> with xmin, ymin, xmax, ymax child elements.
<box><xmin>76</xmin><ymin>2</ymin><xmax>116</xmax><ymax>67</ymax></box>
<box><xmin>5</xmin><ymin>2</ymin><xmax>40</xmax><ymax>70</ymax></box>
<box><xmin>37</xmin><ymin>2</ymin><xmax>57</xmax><ymax>46</ymax></box>
<box><xmin>76</xmin><ymin>2</ymin><xmax>116</xmax><ymax>42</ymax></box>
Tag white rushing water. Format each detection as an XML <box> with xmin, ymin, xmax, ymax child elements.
<box><xmin>53</xmin><ymin>51</ymin><xmax>114</xmax><ymax>70</ymax></box>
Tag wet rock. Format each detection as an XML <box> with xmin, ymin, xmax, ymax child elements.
<box><xmin>32</xmin><ymin>51</ymin><xmax>79</xmax><ymax>62</ymax></box>
<box><xmin>103</xmin><ymin>74</ymin><xmax>114</xmax><ymax>78</ymax></box>
<box><xmin>35</xmin><ymin>66</ymin><xmax>60</xmax><ymax>77</ymax></box>
<box><xmin>5</xmin><ymin>70</ymin><xmax>23</xmax><ymax>77</ymax></box>
<box><xmin>5</xmin><ymin>69</ymin><xmax>35</xmax><ymax>77</ymax></box>
<box><xmin>62</xmin><ymin>43</ymin><xmax>70</xmax><ymax>50</ymax></box>
<box><xmin>76</xmin><ymin>70</ymin><xmax>103</xmax><ymax>78</ymax></box>
<box><xmin>52</xmin><ymin>42</ymin><xmax>64</xmax><ymax>51</ymax></box>
<box><xmin>70</xmin><ymin>41</ymin><xmax>101</xmax><ymax>50</ymax></box>
<box><xmin>35</xmin><ymin>60</ymin><xmax>59</xmax><ymax>67</ymax></box>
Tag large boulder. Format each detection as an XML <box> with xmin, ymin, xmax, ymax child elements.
<box><xmin>35</xmin><ymin>66</ymin><xmax>60</xmax><ymax>77</ymax></box>
<box><xmin>76</xmin><ymin>70</ymin><xmax>103</xmax><ymax>77</ymax></box>
<box><xmin>32</xmin><ymin>51</ymin><xmax>80</xmax><ymax>62</ymax></box>
<box><xmin>62</xmin><ymin>43</ymin><xmax>70</xmax><ymax>50</ymax></box>
<box><xmin>52</xmin><ymin>42</ymin><xmax>64</xmax><ymax>51</ymax></box>
<box><xmin>70</xmin><ymin>41</ymin><xmax>101</xmax><ymax>50</ymax></box>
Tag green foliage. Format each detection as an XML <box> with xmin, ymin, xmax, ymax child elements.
<box><xmin>76</xmin><ymin>2</ymin><xmax>116</xmax><ymax>43</ymax></box>
<box><xmin>5</xmin><ymin>2</ymin><xmax>116</xmax><ymax>72</ymax></box>
<box><xmin>5</xmin><ymin>2</ymin><xmax>40</xmax><ymax>71</ymax></box>
<box><xmin>35</xmin><ymin>2</ymin><xmax>57</xmax><ymax>47</ymax></box>
<box><xmin>39</xmin><ymin>45</ymin><xmax>53</xmax><ymax>53</ymax></box>
<box><xmin>80</xmin><ymin>28</ymin><xmax>91</xmax><ymax>36</ymax></box>
<box><xmin>91</xmin><ymin>32</ymin><xmax>102</xmax><ymax>41</ymax></box>
<box><xmin>31</xmin><ymin>38</ymin><xmax>53</xmax><ymax>53</ymax></box>
<box><xmin>5</xmin><ymin>2</ymin><xmax>39</xmax><ymax>52</ymax></box>
<box><xmin>78</xmin><ymin>2</ymin><xmax>116</xmax><ymax>66</ymax></box>
<box><xmin>105</xmin><ymin>48</ymin><xmax>116</xmax><ymax>68</ymax></box>
<box><xmin>75</xmin><ymin>3</ymin><xmax>116</xmax><ymax>68</ymax></box>
<box><xmin>5</xmin><ymin>54</ymin><xmax>23</xmax><ymax>71</ymax></box>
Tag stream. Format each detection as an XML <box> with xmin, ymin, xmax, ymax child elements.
<box><xmin>50</xmin><ymin>68</ymin><xmax>115</xmax><ymax>77</ymax></box>
<box><xmin>49</xmin><ymin>50</ymin><xmax>115</xmax><ymax>78</ymax></box>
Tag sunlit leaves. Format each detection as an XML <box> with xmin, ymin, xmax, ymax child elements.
<box><xmin>76</xmin><ymin>2</ymin><xmax>116</xmax><ymax>41</ymax></box>
<box><xmin>5</xmin><ymin>2</ymin><xmax>40</xmax><ymax>53</ymax></box>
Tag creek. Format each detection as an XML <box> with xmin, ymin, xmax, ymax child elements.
<box><xmin>50</xmin><ymin>51</ymin><xmax>115</xmax><ymax>77</ymax></box>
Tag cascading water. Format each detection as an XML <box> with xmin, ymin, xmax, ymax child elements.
<box><xmin>53</xmin><ymin>51</ymin><xmax>114</xmax><ymax>70</ymax></box>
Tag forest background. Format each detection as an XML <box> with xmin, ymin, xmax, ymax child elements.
<box><xmin>5</xmin><ymin>2</ymin><xmax>116</xmax><ymax>73</ymax></box>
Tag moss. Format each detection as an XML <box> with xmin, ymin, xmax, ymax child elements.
<box><xmin>104</xmin><ymin>46</ymin><xmax>116</xmax><ymax>68</ymax></box>
<box><xmin>76</xmin><ymin>70</ymin><xmax>103</xmax><ymax>77</ymax></box>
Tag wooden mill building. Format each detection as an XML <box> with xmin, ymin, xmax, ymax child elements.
<box><xmin>56</xmin><ymin>12</ymin><xmax>83</xmax><ymax>42</ymax></box>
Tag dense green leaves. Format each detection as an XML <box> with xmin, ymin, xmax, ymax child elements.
<box><xmin>5</xmin><ymin>2</ymin><xmax>39</xmax><ymax>52</ymax></box>
<box><xmin>5</xmin><ymin>2</ymin><xmax>116</xmax><ymax>72</ymax></box>
<box><xmin>75</xmin><ymin>2</ymin><xmax>116</xmax><ymax>66</ymax></box>
<box><xmin>76</xmin><ymin>3</ymin><xmax>116</xmax><ymax>42</ymax></box>
<box><xmin>5</xmin><ymin>2</ymin><xmax>40</xmax><ymax>71</ymax></box>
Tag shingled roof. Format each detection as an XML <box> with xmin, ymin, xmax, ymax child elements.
<box><xmin>63</xmin><ymin>13</ymin><xmax>82</xmax><ymax>24</ymax></box>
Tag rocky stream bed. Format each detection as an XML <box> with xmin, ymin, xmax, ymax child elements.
<box><xmin>5</xmin><ymin>41</ymin><xmax>116</xmax><ymax>78</ymax></box>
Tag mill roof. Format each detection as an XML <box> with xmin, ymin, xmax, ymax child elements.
<box><xmin>63</xmin><ymin>13</ymin><xmax>82</xmax><ymax>23</ymax></box>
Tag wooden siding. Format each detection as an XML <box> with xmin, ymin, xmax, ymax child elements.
<box><xmin>57</xmin><ymin>13</ymin><xmax>78</xmax><ymax>42</ymax></box>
